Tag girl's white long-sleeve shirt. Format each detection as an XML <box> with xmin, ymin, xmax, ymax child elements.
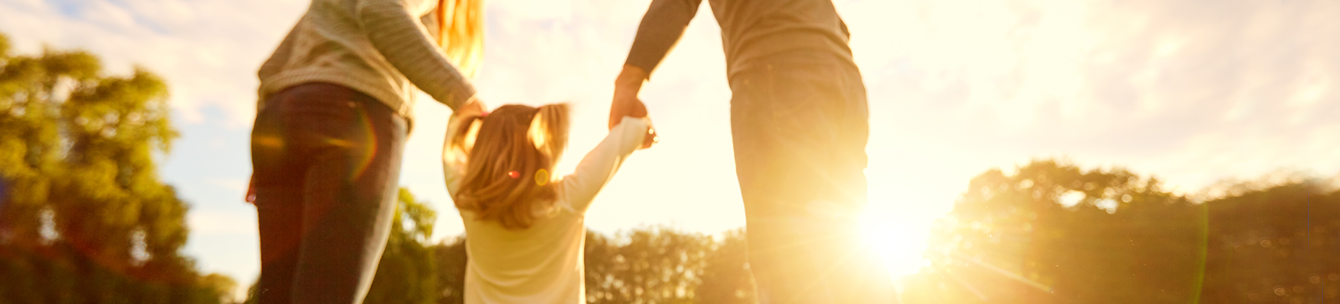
<box><xmin>442</xmin><ymin>115</ymin><xmax>649</xmax><ymax>304</ymax></box>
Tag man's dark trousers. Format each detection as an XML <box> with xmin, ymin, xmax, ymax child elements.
<box><xmin>730</xmin><ymin>51</ymin><xmax>896</xmax><ymax>304</ymax></box>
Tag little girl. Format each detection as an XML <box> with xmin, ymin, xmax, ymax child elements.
<box><xmin>442</xmin><ymin>102</ymin><xmax>654</xmax><ymax>303</ymax></box>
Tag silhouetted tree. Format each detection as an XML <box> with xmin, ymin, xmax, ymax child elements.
<box><xmin>1199</xmin><ymin>179</ymin><xmax>1339</xmax><ymax>303</ymax></box>
<box><xmin>583</xmin><ymin>227</ymin><xmax>714</xmax><ymax>304</ymax></box>
<box><xmin>903</xmin><ymin>160</ymin><xmax>1204</xmax><ymax>304</ymax></box>
<box><xmin>901</xmin><ymin>160</ymin><xmax>1338</xmax><ymax>304</ymax></box>
<box><xmin>434</xmin><ymin>236</ymin><xmax>468</xmax><ymax>304</ymax></box>
<box><xmin>0</xmin><ymin>31</ymin><xmax>232</xmax><ymax>303</ymax></box>
<box><xmin>695</xmin><ymin>229</ymin><xmax>755</xmax><ymax>304</ymax></box>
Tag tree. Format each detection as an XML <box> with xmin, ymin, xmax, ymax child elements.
<box><xmin>583</xmin><ymin>227</ymin><xmax>715</xmax><ymax>304</ymax></box>
<box><xmin>0</xmin><ymin>31</ymin><xmax>231</xmax><ymax>303</ymax></box>
<box><xmin>1198</xmin><ymin>178</ymin><xmax>1339</xmax><ymax>303</ymax></box>
<box><xmin>694</xmin><ymin>229</ymin><xmax>755</xmax><ymax>304</ymax></box>
<box><xmin>902</xmin><ymin>160</ymin><xmax>1205</xmax><ymax>304</ymax></box>
<box><xmin>900</xmin><ymin>160</ymin><xmax>1340</xmax><ymax>304</ymax></box>
<box><xmin>434</xmin><ymin>236</ymin><xmax>468</xmax><ymax>304</ymax></box>
<box><xmin>365</xmin><ymin>188</ymin><xmax>441</xmax><ymax>304</ymax></box>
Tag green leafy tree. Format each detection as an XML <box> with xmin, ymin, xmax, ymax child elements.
<box><xmin>365</xmin><ymin>188</ymin><xmax>441</xmax><ymax>304</ymax></box>
<box><xmin>903</xmin><ymin>160</ymin><xmax>1204</xmax><ymax>304</ymax></box>
<box><xmin>434</xmin><ymin>236</ymin><xmax>469</xmax><ymax>304</ymax></box>
<box><xmin>1198</xmin><ymin>179</ymin><xmax>1339</xmax><ymax>303</ymax></box>
<box><xmin>901</xmin><ymin>160</ymin><xmax>1340</xmax><ymax>304</ymax></box>
<box><xmin>0</xmin><ymin>31</ymin><xmax>231</xmax><ymax>303</ymax></box>
<box><xmin>583</xmin><ymin>227</ymin><xmax>714</xmax><ymax>304</ymax></box>
<box><xmin>694</xmin><ymin>229</ymin><xmax>755</xmax><ymax>304</ymax></box>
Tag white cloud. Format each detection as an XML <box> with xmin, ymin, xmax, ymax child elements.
<box><xmin>0</xmin><ymin>0</ymin><xmax>307</xmax><ymax>126</ymax></box>
<box><xmin>187</xmin><ymin>209</ymin><xmax>257</xmax><ymax>235</ymax></box>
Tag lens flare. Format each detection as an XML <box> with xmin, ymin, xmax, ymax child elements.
<box><xmin>348</xmin><ymin>107</ymin><xmax>378</xmax><ymax>179</ymax></box>
<box><xmin>535</xmin><ymin>169</ymin><xmax>550</xmax><ymax>186</ymax></box>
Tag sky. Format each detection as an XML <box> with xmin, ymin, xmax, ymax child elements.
<box><xmin>2</xmin><ymin>0</ymin><xmax>1338</xmax><ymax>293</ymax></box>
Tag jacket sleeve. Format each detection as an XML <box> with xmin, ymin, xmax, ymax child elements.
<box><xmin>623</xmin><ymin>0</ymin><xmax>704</xmax><ymax>78</ymax></box>
<box><xmin>356</xmin><ymin>0</ymin><xmax>476</xmax><ymax>110</ymax></box>
<box><xmin>559</xmin><ymin>116</ymin><xmax>650</xmax><ymax>213</ymax></box>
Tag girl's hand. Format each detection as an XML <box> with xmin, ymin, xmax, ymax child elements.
<box><xmin>640</xmin><ymin>120</ymin><xmax>658</xmax><ymax>150</ymax></box>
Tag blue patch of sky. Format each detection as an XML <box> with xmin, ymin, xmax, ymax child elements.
<box><xmin>160</xmin><ymin>102</ymin><xmax>260</xmax><ymax>286</ymax></box>
<box><xmin>160</xmin><ymin>104</ymin><xmax>253</xmax><ymax>211</ymax></box>
<box><xmin>48</xmin><ymin>0</ymin><xmax>83</xmax><ymax>17</ymax></box>
<box><xmin>68</xmin><ymin>0</ymin><xmax>174</xmax><ymax>35</ymax></box>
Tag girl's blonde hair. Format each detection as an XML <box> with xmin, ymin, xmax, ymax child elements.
<box><xmin>436</xmin><ymin>0</ymin><xmax>485</xmax><ymax>78</ymax></box>
<box><xmin>450</xmin><ymin>104</ymin><xmax>570</xmax><ymax>229</ymax></box>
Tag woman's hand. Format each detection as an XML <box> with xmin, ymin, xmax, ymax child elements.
<box><xmin>245</xmin><ymin>175</ymin><xmax>256</xmax><ymax>204</ymax></box>
<box><xmin>459</xmin><ymin>97</ymin><xmax>486</xmax><ymax>118</ymax></box>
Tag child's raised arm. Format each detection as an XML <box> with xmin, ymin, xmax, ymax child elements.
<box><xmin>558</xmin><ymin>116</ymin><xmax>651</xmax><ymax>213</ymax></box>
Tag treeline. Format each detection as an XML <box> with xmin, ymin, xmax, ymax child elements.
<box><xmin>0</xmin><ymin>33</ymin><xmax>234</xmax><ymax>303</ymax></box>
<box><xmin>257</xmin><ymin>160</ymin><xmax>1340</xmax><ymax>304</ymax></box>
<box><xmin>901</xmin><ymin>160</ymin><xmax>1339</xmax><ymax>304</ymax></box>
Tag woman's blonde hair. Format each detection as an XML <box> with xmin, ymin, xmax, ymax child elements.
<box><xmin>449</xmin><ymin>104</ymin><xmax>570</xmax><ymax>229</ymax></box>
<box><xmin>436</xmin><ymin>0</ymin><xmax>485</xmax><ymax>78</ymax></box>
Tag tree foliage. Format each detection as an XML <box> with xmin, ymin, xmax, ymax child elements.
<box><xmin>0</xmin><ymin>31</ymin><xmax>231</xmax><ymax>303</ymax></box>
<box><xmin>364</xmin><ymin>188</ymin><xmax>441</xmax><ymax>304</ymax></box>
<box><xmin>583</xmin><ymin>227</ymin><xmax>714</xmax><ymax>304</ymax></box>
<box><xmin>901</xmin><ymin>160</ymin><xmax>1339</xmax><ymax>304</ymax></box>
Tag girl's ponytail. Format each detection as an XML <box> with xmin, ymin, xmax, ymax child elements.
<box><xmin>452</xmin><ymin>103</ymin><xmax>570</xmax><ymax>230</ymax></box>
<box><xmin>446</xmin><ymin>111</ymin><xmax>484</xmax><ymax>164</ymax></box>
<box><xmin>529</xmin><ymin>103</ymin><xmax>570</xmax><ymax>162</ymax></box>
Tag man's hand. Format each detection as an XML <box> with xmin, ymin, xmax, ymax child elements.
<box><xmin>640</xmin><ymin>123</ymin><xmax>658</xmax><ymax>149</ymax></box>
<box><xmin>610</xmin><ymin>65</ymin><xmax>650</xmax><ymax>130</ymax></box>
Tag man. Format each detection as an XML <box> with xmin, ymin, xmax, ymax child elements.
<box><xmin>608</xmin><ymin>0</ymin><xmax>894</xmax><ymax>303</ymax></box>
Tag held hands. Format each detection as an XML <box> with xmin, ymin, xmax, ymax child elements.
<box><xmin>610</xmin><ymin>65</ymin><xmax>658</xmax><ymax>150</ymax></box>
<box><xmin>459</xmin><ymin>96</ymin><xmax>487</xmax><ymax>118</ymax></box>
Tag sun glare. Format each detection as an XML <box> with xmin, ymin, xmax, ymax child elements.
<box><xmin>858</xmin><ymin>203</ymin><xmax>930</xmax><ymax>279</ymax></box>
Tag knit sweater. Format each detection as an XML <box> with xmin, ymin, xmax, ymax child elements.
<box><xmin>257</xmin><ymin>0</ymin><xmax>475</xmax><ymax>125</ymax></box>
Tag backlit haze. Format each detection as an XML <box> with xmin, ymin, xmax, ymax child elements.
<box><xmin>3</xmin><ymin>0</ymin><xmax>1338</xmax><ymax>288</ymax></box>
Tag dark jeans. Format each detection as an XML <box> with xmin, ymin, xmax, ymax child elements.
<box><xmin>730</xmin><ymin>52</ymin><xmax>896</xmax><ymax>304</ymax></box>
<box><xmin>250</xmin><ymin>83</ymin><xmax>407</xmax><ymax>304</ymax></box>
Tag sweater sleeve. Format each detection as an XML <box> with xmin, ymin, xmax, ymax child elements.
<box><xmin>356</xmin><ymin>0</ymin><xmax>476</xmax><ymax>110</ymax></box>
<box><xmin>624</xmin><ymin>0</ymin><xmax>703</xmax><ymax>78</ymax></box>
<box><xmin>257</xmin><ymin>22</ymin><xmax>301</xmax><ymax>101</ymax></box>
<box><xmin>559</xmin><ymin>116</ymin><xmax>649</xmax><ymax>213</ymax></box>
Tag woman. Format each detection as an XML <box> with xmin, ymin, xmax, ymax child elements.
<box><xmin>247</xmin><ymin>0</ymin><xmax>484</xmax><ymax>302</ymax></box>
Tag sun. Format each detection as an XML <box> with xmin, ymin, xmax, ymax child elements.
<box><xmin>858</xmin><ymin>202</ymin><xmax>931</xmax><ymax>280</ymax></box>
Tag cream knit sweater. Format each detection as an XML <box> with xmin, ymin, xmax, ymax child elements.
<box><xmin>257</xmin><ymin>0</ymin><xmax>475</xmax><ymax>124</ymax></box>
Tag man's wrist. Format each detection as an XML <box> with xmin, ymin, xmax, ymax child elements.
<box><xmin>615</xmin><ymin>64</ymin><xmax>649</xmax><ymax>90</ymax></box>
